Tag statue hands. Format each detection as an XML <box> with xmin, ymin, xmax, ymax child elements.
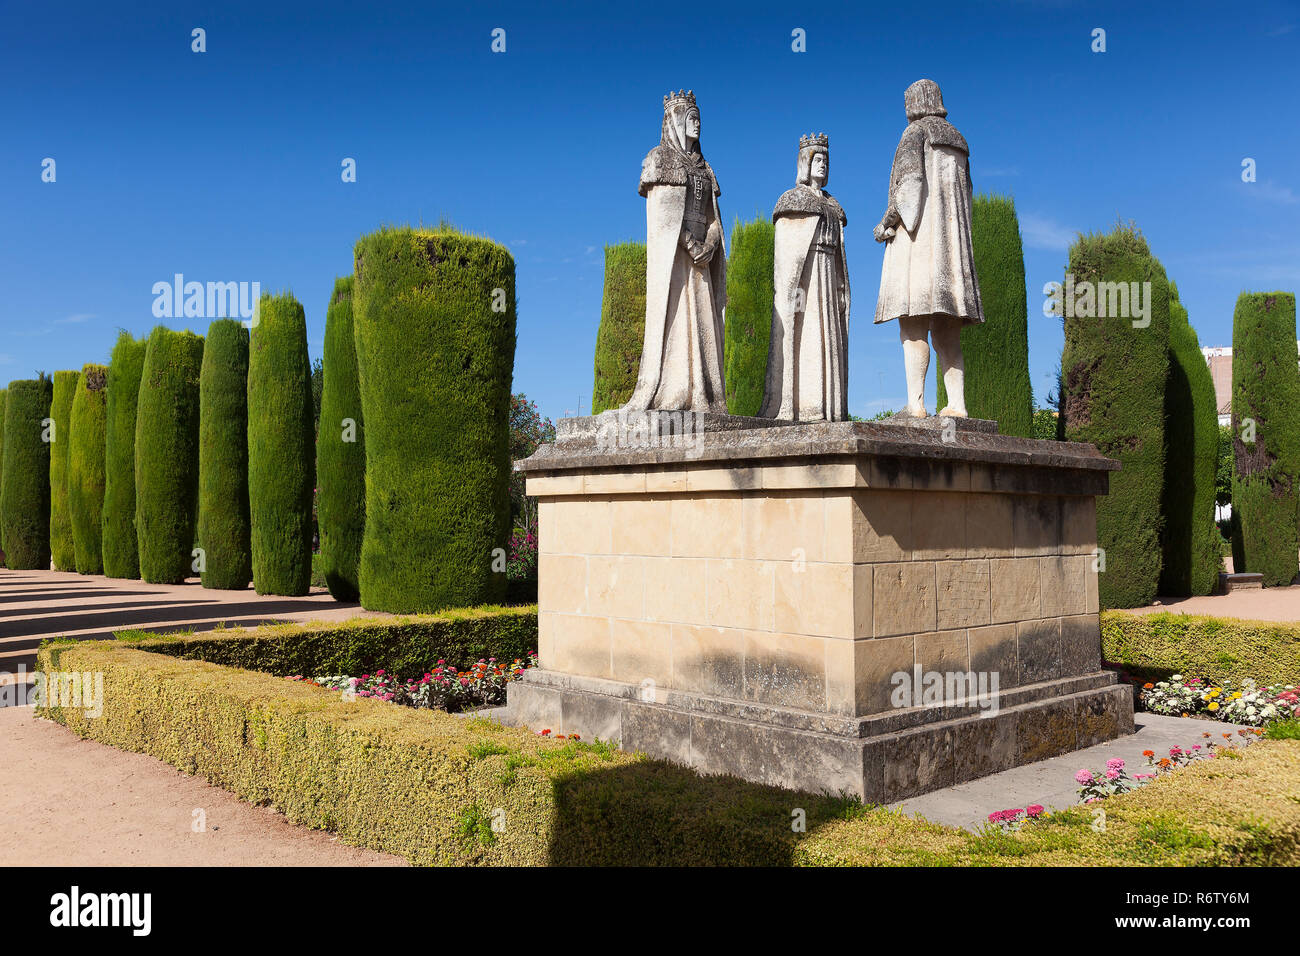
<box><xmin>873</xmin><ymin>221</ymin><xmax>897</xmax><ymax>243</ymax></box>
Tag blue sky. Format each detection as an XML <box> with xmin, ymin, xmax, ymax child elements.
<box><xmin>2</xmin><ymin>0</ymin><xmax>1298</xmax><ymax>423</ymax></box>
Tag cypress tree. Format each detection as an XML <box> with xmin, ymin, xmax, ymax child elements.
<box><xmin>68</xmin><ymin>364</ymin><xmax>108</xmax><ymax>574</ymax></box>
<box><xmin>49</xmin><ymin>370</ymin><xmax>79</xmax><ymax>571</ymax></box>
<box><xmin>591</xmin><ymin>242</ymin><xmax>646</xmax><ymax>414</ymax></box>
<box><xmin>938</xmin><ymin>194</ymin><xmax>1032</xmax><ymax>436</ymax></box>
<box><xmin>198</xmin><ymin>319</ymin><xmax>252</xmax><ymax>590</ymax></box>
<box><xmin>1158</xmin><ymin>284</ymin><xmax>1221</xmax><ymax>596</ymax></box>
<box><xmin>1060</xmin><ymin>223</ymin><xmax>1171</xmax><ymax>609</ymax></box>
<box><xmin>102</xmin><ymin>331</ymin><xmax>148</xmax><ymax>578</ymax></box>
<box><xmin>0</xmin><ymin>388</ymin><xmax>6</xmax><ymax>558</ymax></box>
<box><xmin>316</xmin><ymin>276</ymin><xmax>365</xmax><ymax>601</ymax></box>
<box><xmin>724</xmin><ymin>216</ymin><xmax>775</xmax><ymax>417</ymax></box>
<box><xmin>1</xmin><ymin>377</ymin><xmax>53</xmax><ymax>569</ymax></box>
<box><xmin>135</xmin><ymin>326</ymin><xmax>204</xmax><ymax>584</ymax></box>
<box><xmin>247</xmin><ymin>293</ymin><xmax>314</xmax><ymax>596</ymax></box>
<box><xmin>353</xmin><ymin>226</ymin><xmax>515</xmax><ymax>612</ymax></box>
<box><xmin>1230</xmin><ymin>291</ymin><xmax>1300</xmax><ymax>586</ymax></box>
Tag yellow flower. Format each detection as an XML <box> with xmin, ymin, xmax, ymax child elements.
<box><xmin>1208</xmin><ymin>702</ymin><xmax>1220</xmax><ymax>711</ymax></box>
<box><xmin>1231</xmin><ymin>692</ymin><xmax>1242</xmax><ymax>699</ymax></box>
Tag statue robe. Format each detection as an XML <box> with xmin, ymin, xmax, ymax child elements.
<box><xmin>874</xmin><ymin>116</ymin><xmax>984</xmax><ymax>326</ymax></box>
<box><xmin>624</xmin><ymin>145</ymin><xmax>728</xmax><ymax>412</ymax></box>
<box><xmin>760</xmin><ymin>185</ymin><xmax>850</xmax><ymax>421</ymax></box>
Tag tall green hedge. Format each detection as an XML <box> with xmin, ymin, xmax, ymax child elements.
<box><xmin>353</xmin><ymin>226</ymin><xmax>516</xmax><ymax>612</ymax></box>
<box><xmin>247</xmin><ymin>293</ymin><xmax>314</xmax><ymax>596</ymax></box>
<box><xmin>102</xmin><ymin>332</ymin><xmax>148</xmax><ymax>579</ymax></box>
<box><xmin>0</xmin><ymin>387</ymin><xmax>7</xmax><ymax>557</ymax></box>
<box><xmin>1</xmin><ymin>378</ymin><xmax>53</xmax><ymax>569</ymax></box>
<box><xmin>591</xmin><ymin>242</ymin><xmax>645</xmax><ymax>414</ymax></box>
<box><xmin>1158</xmin><ymin>283</ymin><xmax>1221</xmax><ymax>596</ymax></box>
<box><xmin>1230</xmin><ymin>292</ymin><xmax>1300</xmax><ymax>586</ymax></box>
<box><xmin>1060</xmin><ymin>224</ymin><xmax>1170</xmax><ymax>609</ymax></box>
<box><xmin>724</xmin><ymin>216</ymin><xmax>775</xmax><ymax>417</ymax></box>
<box><xmin>135</xmin><ymin>326</ymin><xmax>204</xmax><ymax>584</ymax></box>
<box><xmin>198</xmin><ymin>319</ymin><xmax>252</xmax><ymax>590</ymax></box>
<box><xmin>68</xmin><ymin>364</ymin><xmax>108</xmax><ymax>575</ymax></box>
<box><xmin>49</xmin><ymin>370</ymin><xmax>79</xmax><ymax>571</ymax></box>
<box><xmin>316</xmin><ymin>276</ymin><xmax>365</xmax><ymax>601</ymax></box>
<box><xmin>937</xmin><ymin>194</ymin><xmax>1032</xmax><ymax>436</ymax></box>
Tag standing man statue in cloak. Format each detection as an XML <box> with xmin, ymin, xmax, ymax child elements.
<box><xmin>873</xmin><ymin>79</ymin><xmax>984</xmax><ymax>418</ymax></box>
<box><xmin>760</xmin><ymin>133</ymin><xmax>850</xmax><ymax>421</ymax></box>
<box><xmin>623</xmin><ymin>90</ymin><xmax>728</xmax><ymax>413</ymax></box>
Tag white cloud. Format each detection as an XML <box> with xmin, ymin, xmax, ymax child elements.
<box><xmin>1019</xmin><ymin>212</ymin><xmax>1078</xmax><ymax>251</ymax></box>
<box><xmin>53</xmin><ymin>313</ymin><xmax>95</xmax><ymax>325</ymax></box>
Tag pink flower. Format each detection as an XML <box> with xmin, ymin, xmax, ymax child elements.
<box><xmin>1105</xmin><ymin>769</ymin><xmax>1120</xmax><ymax>780</ymax></box>
<box><xmin>1105</xmin><ymin>758</ymin><xmax>1124</xmax><ymax>770</ymax></box>
<box><xmin>1075</xmin><ymin>769</ymin><xmax>1094</xmax><ymax>784</ymax></box>
<box><xmin>1026</xmin><ymin>805</ymin><xmax>1044</xmax><ymax>817</ymax></box>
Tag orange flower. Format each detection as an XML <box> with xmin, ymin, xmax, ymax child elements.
<box><xmin>1142</xmin><ymin>750</ymin><xmax>1155</xmax><ymax>757</ymax></box>
<box><xmin>1143</xmin><ymin>682</ymin><xmax>1154</xmax><ymax>689</ymax></box>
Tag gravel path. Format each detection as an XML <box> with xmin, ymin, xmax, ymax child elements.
<box><xmin>0</xmin><ymin>704</ymin><xmax>406</xmax><ymax>866</ymax></box>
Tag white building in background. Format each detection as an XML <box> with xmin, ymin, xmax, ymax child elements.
<box><xmin>1201</xmin><ymin>341</ymin><xmax>1300</xmax><ymax>428</ymax></box>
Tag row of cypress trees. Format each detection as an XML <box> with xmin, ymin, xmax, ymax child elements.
<box><xmin>590</xmin><ymin>193</ymin><xmax>1034</xmax><ymax>435</ymax></box>
<box><xmin>2</xmin><ymin>225</ymin><xmax>516</xmax><ymax>617</ymax></box>
<box><xmin>0</xmin><ymin>302</ymin><xmax>316</xmax><ymax>595</ymax></box>
<box><xmin>1057</xmin><ymin>224</ymin><xmax>1277</xmax><ymax>607</ymax></box>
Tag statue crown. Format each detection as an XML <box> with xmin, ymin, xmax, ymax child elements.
<box><xmin>663</xmin><ymin>89</ymin><xmax>697</xmax><ymax>110</ymax></box>
<box><xmin>799</xmin><ymin>132</ymin><xmax>829</xmax><ymax>149</ymax></box>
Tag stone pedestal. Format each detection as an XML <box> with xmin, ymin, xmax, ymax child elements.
<box><xmin>506</xmin><ymin>412</ymin><xmax>1133</xmax><ymax>800</ymax></box>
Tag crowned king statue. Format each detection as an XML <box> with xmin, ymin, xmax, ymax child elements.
<box><xmin>873</xmin><ymin>79</ymin><xmax>984</xmax><ymax>418</ymax></box>
<box><xmin>760</xmin><ymin>132</ymin><xmax>850</xmax><ymax>421</ymax></box>
<box><xmin>623</xmin><ymin>90</ymin><xmax>728</xmax><ymax>413</ymax></box>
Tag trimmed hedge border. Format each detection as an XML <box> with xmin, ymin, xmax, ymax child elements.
<box><xmin>120</xmin><ymin>606</ymin><xmax>540</xmax><ymax>678</ymax></box>
<box><xmin>36</xmin><ymin>629</ymin><xmax>847</xmax><ymax>866</ymax></box>
<box><xmin>1102</xmin><ymin>610</ymin><xmax>1300</xmax><ymax>686</ymax></box>
<box><xmin>35</xmin><ymin>631</ymin><xmax>1300</xmax><ymax>866</ymax></box>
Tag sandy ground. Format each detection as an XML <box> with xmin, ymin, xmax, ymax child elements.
<box><xmin>1</xmin><ymin>567</ymin><xmax>389</xmax><ymax>674</ymax></box>
<box><xmin>0</xmin><ymin>704</ymin><xmax>406</xmax><ymax>866</ymax></box>
<box><xmin>1130</xmin><ymin>583</ymin><xmax>1300</xmax><ymax>622</ymax></box>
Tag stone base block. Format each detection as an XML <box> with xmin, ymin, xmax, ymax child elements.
<box><xmin>506</xmin><ymin>668</ymin><xmax>1134</xmax><ymax>801</ymax></box>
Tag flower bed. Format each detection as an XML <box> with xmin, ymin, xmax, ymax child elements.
<box><xmin>1139</xmin><ymin>674</ymin><xmax>1299</xmax><ymax>726</ymax></box>
<box><xmin>289</xmin><ymin>653</ymin><xmax>537</xmax><ymax>712</ymax></box>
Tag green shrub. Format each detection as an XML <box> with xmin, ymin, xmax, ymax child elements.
<box><xmin>118</xmin><ymin>606</ymin><xmax>538</xmax><ymax>676</ymax></box>
<box><xmin>1158</xmin><ymin>283</ymin><xmax>1221</xmax><ymax>597</ymax></box>
<box><xmin>135</xmin><ymin>326</ymin><xmax>204</xmax><ymax>584</ymax></box>
<box><xmin>35</xmin><ymin>634</ymin><xmax>1300</xmax><ymax>867</ymax></box>
<box><xmin>316</xmin><ymin>276</ymin><xmax>365</xmax><ymax>601</ymax></box>
<box><xmin>198</xmin><ymin>319</ymin><xmax>252</xmax><ymax>590</ymax></box>
<box><xmin>68</xmin><ymin>365</ymin><xmax>108</xmax><ymax>574</ymax></box>
<box><xmin>353</xmin><ymin>226</ymin><xmax>516</xmax><ymax>612</ymax></box>
<box><xmin>0</xmin><ymin>387</ymin><xmax>6</xmax><ymax>556</ymax></box>
<box><xmin>49</xmin><ymin>370</ymin><xmax>79</xmax><ymax>571</ymax></box>
<box><xmin>1101</xmin><ymin>610</ymin><xmax>1300</xmax><ymax>686</ymax></box>
<box><xmin>1230</xmin><ymin>292</ymin><xmax>1300</xmax><ymax>586</ymax></box>
<box><xmin>247</xmin><ymin>293</ymin><xmax>314</xmax><ymax>596</ymax></box>
<box><xmin>35</xmin><ymin>634</ymin><xmax>852</xmax><ymax>866</ymax></box>
<box><xmin>722</xmin><ymin>216</ymin><xmax>775</xmax><ymax>417</ymax></box>
<box><xmin>102</xmin><ymin>332</ymin><xmax>148</xmax><ymax>579</ymax></box>
<box><xmin>1060</xmin><ymin>224</ymin><xmax>1171</xmax><ymax>608</ymax></box>
<box><xmin>0</xmin><ymin>377</ymin><xmax>53</xmax><ymax>569</ymax></box>
<box><xmin>591</xmin><ymin>242</ymin><xmax>646</xmax><ymax>414</ymax></box>
<box><xmin>938</xmin><ymin>194</ymin><xmax>1032</xmax><ymax>436</ymax></box>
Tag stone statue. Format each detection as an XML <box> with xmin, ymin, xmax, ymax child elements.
<box><xmin>624</xmin><ymin>90</ymin><xmax>728</xmax><ymax>413</ymax></box>
<box><xmin>873</xmin><ymin>79</ymin><xmax>984</xmax><ymax>418</ymax></box>
<box><xmin>760</xmin><ymin>133</ymin><xmax>851</xmax><ymax>422</ymax></box>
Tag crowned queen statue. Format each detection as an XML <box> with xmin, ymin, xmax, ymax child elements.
<box><xmin>623</xmin><ymin>90</ymin><xmax>728</xmax><ymax>413</ymax></box>
<box><xmin>760</xmin><ymin>133</ymin><xmax>850</xmax><ymax>421</ymax></box>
